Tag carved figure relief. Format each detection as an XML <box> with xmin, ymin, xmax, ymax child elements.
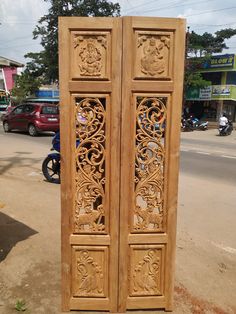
<box><xmin>131</xmin><ymin>249</ymin><xmax>161</xmax><ymax>296</ymax></box>
<box><xmin>133</xmin><ymin>97</ymin><xmax>167</xmax><ymax>232</ymax></box>
<box><xmin>75</xmin><ymin>250</ymin><xmax>104</xmax><ymax>297</ymax></box>
<box><xmin>136</xmin><ymin>34</ymin><xmax>170</xmax><ymax>78</ymax></box>
<box><xmin>73</xmin><ymin>34</ymin><xmax>107</xmax><ymax>77</ymax></box>
<box><xmin>74</xmin><ymin>97</ymin><xmax>106</xmax><ymax>233</ymax></box>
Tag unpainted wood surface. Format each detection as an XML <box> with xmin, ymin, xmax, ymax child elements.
<box><xmin>59</xmin><ymin>16</ymin><xmax>186</xmax><ymax>313</ymax></box>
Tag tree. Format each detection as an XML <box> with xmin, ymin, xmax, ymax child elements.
<box><xmin>11</xmin><ymin>70</ymin><xmax>42</xmax><ymax>103</ymax></box>
<box><xmin>13</xmin><ymin>0</ymin><xmax>120</xmax><ymax>101</ymax></box>
<box><xmin>27</xmin><ymin>0</ymin><xmax>120</xmax><ymax>83</ymax></box>
<box><xmin>185</xmin><ymin>28</ymin><xmax>236</xmax><ymax>91</ymax></box>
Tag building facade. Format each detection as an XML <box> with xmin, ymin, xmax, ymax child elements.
<box><xmin>0</xmin><ymin>56</ymin><xmax>24</xmax><ymax>91</ymax></box>
<box><xmin>185</xmin><ymin>54</ymin><xmax>236</xmax><ymax>124</ymax></box>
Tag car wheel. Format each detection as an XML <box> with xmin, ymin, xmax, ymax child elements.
<box><xmin>3</xmin><ymin>121</ymin><xmax>11</xmax><ymax>132</ymax></box>
<box><xmin>28</xmin><ymin>124</ymin><xmax>38</xmax><ymax>136</ymax></box>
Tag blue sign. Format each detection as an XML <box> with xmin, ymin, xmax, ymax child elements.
<box><xmin>203</xmin><ymin>54</ymin><xmax>234</xmax><ymax>69</ymax></box>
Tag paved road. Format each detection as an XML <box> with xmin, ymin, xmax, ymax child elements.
<box><xmin>1</xmin><ymin>127</ymin><xmax>235</xmax><ymax>183</ymax></box>
<box><xmin>0</xmin><ymin>126</ymin><xmax>236</xmax><ymax>313</ymax></box>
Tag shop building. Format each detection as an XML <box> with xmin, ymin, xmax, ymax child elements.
<box><xmin>185</xmin><ymin>54</ymin><xmax>236</xmax><ymax>126</ymax></box>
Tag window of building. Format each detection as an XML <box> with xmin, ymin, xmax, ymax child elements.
<box><xmin>201</xmin><ymin>72</ymin><xmax>222</xmax><ymax>85</ymax></box>
<box><xmin>226</xmin><ymin>72</ymin><xmax>236</xmax><ymax>85</ymax></box>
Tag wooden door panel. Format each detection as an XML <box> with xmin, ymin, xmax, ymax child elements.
<box><xmin>119</xmin><ymin>17</ymin><xmax>186</xmax><ymax>312</ymax></box>
<box><xmin>59</xmin><ymin>17</ymin><xmax>122</xmax><ymax>312</ymax></box>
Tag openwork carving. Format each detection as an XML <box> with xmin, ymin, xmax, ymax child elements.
<box><xmin>131</xmin><ymin>249</ymin><xmax>161</xmax><ymax>296</ymax></box>
<box><xmin>133</xmin><ymin>96</ymin><xmax>167</xmax><ymax>232</ymax></box>
<box><xmin>73</xmin><ymin>34</ymin><xmax>107</xmax><ymax>77</ymax></box>
<box><xmin>76</xmin><ymin>250</ymin><xmax>104</xmax><ymax>297</ymax></box>
<box><xmin>136</xmin><ymin>34</ymin><xmax>170</xmax><ymax>77</ymax></box>
<box><xmin>74</xmin><ymin>97</ymin><xmax>106</xmax><ymax>233</ymax></box>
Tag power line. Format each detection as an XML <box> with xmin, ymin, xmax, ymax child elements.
<box><xmin>186</xmin><ymin>5</ymin><xmax>236</xmax><ymax>17</ymax></box>
<box><xmin>137</xmin><ymin>0</ymin><xmax>216</xmax><ymax>14</ymax></box>
<box><xmin>124</xmin><ymin>0</ymin><xmax>163</xmax><ymax>13</ymax></box>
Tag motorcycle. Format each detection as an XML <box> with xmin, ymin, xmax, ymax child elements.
<box><xmin>42</xmin><ymin>132</ymin><xmax>61</xmax><ymax>184</ymax></box>
<box><xmin>42</xmin><ymin>132</ymin><xmax>80</xmax><ymax>184</ymax></box>
<box><xmin>219</xmin><ymin>121</ymin><xmax>233</xmax><ymax>136</ymax></box>
<box><xmin>181</xmin><ymin>116</ymin><xmax>208</xmax><ymax>131</ymax></box>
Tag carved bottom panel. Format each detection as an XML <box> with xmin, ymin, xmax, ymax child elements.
<box><xmin>72</xmin><ymin>246</ymin><xmax>108</xmax><ymax>298</ymax></box>
<box><xmin>129</xmin><ymin>245</ymin><xmax>165</xmax><ymax>297</ymax></box>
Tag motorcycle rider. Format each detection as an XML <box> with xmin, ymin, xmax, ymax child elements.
<box><xmin>219</xmin><ymin>113</ymin><xmax>228</xmax><ymax>132</ymax></box>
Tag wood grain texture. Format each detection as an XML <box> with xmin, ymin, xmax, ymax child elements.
<box><xmin>60</xmin><ymin>16</ymin><xmax>185</xmax><ymax>313</ymax></box>
<box><xmin>119</xmin><ymin>16</ymin><xmax>186</xmax><ymax>312</ymax></box>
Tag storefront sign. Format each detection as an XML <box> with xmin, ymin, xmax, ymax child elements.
<box><xmin>199</xmin><ymin>86</ymin><xmax>212</xmax><ymax>99</ymax></box>
<box><xmin>212</xmin><ymin>85</ymin><xmax>230</xmax><ymax>96</ymax></box>
<box><xmin>204</xmin><ymin>54</ymin><xmax>234</xmax><ymax>69</ymax></box>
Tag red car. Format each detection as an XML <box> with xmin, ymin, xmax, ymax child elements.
<box><xmin>2</xmin><ymin>103</ymin><xmax>59</xmax><ymax>136</ymax></box>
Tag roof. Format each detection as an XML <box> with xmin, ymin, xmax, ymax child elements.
<box><xmin>0</xmin><ymin>56</ymin><xmax>24</xmax><ymax>67</ymax></box>
<box><xmin>26</xmin><ymin>98</ymin><xmax>59</xmax><ymax>103</ymax></box>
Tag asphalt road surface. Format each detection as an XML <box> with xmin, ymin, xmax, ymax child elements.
<box><xmin>0</xmin><ymin>126</ymin><xmax>236</xmax><ymax>313</ymax></box>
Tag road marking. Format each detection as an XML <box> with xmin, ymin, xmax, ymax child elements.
<box><xmin>180</xmin><ymin>149</ymin><xmax>189</xmax><ymax>152</ymax></box>
<box><xmin>221</xmin><ymin>155</ymin><xmax>236</xmax><ymax>159</ymax></box>
<box><xmin>211</xmin><ymin>241</ymin><xmax>236</xmax><ymax>254</ymax></box>
<box><xmin>196</xmin><ymin>151</ymin><xmax>210</xmax><ymax>155</ymax></box>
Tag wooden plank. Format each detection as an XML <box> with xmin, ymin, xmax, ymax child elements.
<box><xmin>127</xmin><ymin>296</ymin><xmax>165</xmax><ymax>309</ymax></box>
<box><xmin>59</xmin><ymin>17</ymin><xmax>73</xmax><ymax>312</ymax></box>
<box><xmin>107</xmin><ymin>17</ymin><xmax>122</xmax><ymax>313</ymax></box>
<box><xmin>131</xmin><ymin>81</ymin><xmax>174</xmax><ymax>92</ymax></box>
<box><xmin>118</xmin><ymin>16</ymin><xmax>133</xmax><ymax>313</ymax></box>
<box><xmin>69</xmin><ymin>81</ymin><xmax>112</xmax><ymax>92</ymax></box>
<box><xmin>70</xmin><ymin>234</ymin><xmax>111</xmax><ymax>245</ymax></box>
<box><xmin>164</xmin><ymin>18</ymin><xmax>186</xmax><ymax>311</ymax></box>
<box><xmin>128</xmin><ymin>234</ymin><xmax>168</xmax><ymax>244</ymax></box>
<box><xmin>70</xmin><ymin>297</ymin><xmax>109</xmax><ymax>310</ymax></box>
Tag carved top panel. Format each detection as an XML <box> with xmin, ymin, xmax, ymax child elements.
<box><xmin>134</xmin><ymin>31</ymin><xmax>173</xmax><ymax>80</ymax></box>
<box><xmin>71</xmin><ymin>31</ymin><xmax>111</xmax><ymax>80</ymax></box>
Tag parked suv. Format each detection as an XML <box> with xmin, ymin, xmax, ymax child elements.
<box><xmin>2</xmin><ymin>103</ymin><xmax>59</xmax><ymax>136</ymax></box>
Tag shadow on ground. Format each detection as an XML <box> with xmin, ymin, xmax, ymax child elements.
<box><xmin>0</xmin><ymin>152</ymin><xmax>42</xmax><ymax>175</ymax></box>
<box><xmin>0</xmin><ymin>212</ymin><xmax>38</xmax><ymax>262</ymax></box>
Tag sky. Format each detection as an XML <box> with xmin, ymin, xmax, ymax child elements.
<box><xmin>1</xmin><ymin>0</ymin><xmax>236</xmax><ymax>65</ymax></box>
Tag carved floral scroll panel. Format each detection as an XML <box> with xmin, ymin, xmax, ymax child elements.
<box><xmin>74</xmin><ymin>97</ymin><xmax>108</xmax><ymax>234</ymax></box>
<box><xmin>133</xmin><ymin>96</ymin><xmax>168</xmax><ymax>233</ymax></box>
<box><xmin>129</xmin><ymin>245</ymin><xmax>165</xmax><ymax>297</ymax></box>
<box><xmin>134</xmin><ymin>31</ymin><xmax>173</xmax><ymax>80</ymax></box>
<box><xmin>71</xmin><ymin>31</ymin><xmax>111</xmax><ymax>79</ymax></box>
<box><xmin>72</xmin><ymin>246</ymin><xmax>108</xmax><ymax>298</ymax></box>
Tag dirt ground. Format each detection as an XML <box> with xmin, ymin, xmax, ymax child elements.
<box><xmin>0</xmin><ymin>129</ymin><xmax>236</xmax><ymax>314</ymax></box>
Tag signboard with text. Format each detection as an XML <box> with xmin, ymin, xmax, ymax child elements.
<box><xmin>203</xmin><ymin>54</ymin><xmax>234</xmax><ymax>69</ymax></box>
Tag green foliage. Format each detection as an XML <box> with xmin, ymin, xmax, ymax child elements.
<box><xmin>15</xmin><ymin>299</ymin><xmax>27</xmax><ymax>312</ymax></box>
<box><xmin>11</xmin><ymin>70</ymin><xmax>42</xmax><ymax>103</ymax></box>
<box><xmin>25</xmin><ymin>0</ymin><xmax>121</xmax><ymax>83</ymax></box>
<box><xmin>185</xmin><ymin>28</ymin><xmax>236</xmax><ymax>92</ymax></box>
<box><xmin>13</xmin><ymin>0</ymin><xmax>121</xmax><ymax>100</ymax></box>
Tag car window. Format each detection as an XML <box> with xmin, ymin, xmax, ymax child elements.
<box><xmin>41</xmin><ymin>106</ymin><xmax>59</xmax><ymax>114</ymax></box>
<box><xmin>13</xmin><ymin>106</ymin><xmax>24</xmax><ymax>114</ymax></box>
<box><xmin>24</xmin><ymin>105</ymin><xmax>35</xmax><ymax>113</ymax></box>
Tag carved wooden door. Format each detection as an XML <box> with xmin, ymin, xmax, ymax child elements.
<box><xmin>118</xmin><ymin>17</ymin><xmax>185</xmax><ymax>312</ymax></box>
<box><xmin>59</xmin><ymin>16</ymin><xmax>185</xmax><ymax>313</ymax></box>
